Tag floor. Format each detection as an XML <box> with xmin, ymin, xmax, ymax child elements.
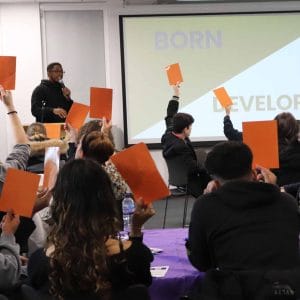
<box><xmin>144</xmin><ymin>195</ymin><xmax>196</xmax><ymax>229</ymax></box>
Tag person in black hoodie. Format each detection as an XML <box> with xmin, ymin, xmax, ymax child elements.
<box><xmin>31</xmin><ymin>62</ymin><xmax>73</xmax><ymax>123</ymax></box>
<box><xmin>187</xmin><ymin>141</ymin><xmax>300</xmax><ymax>299</ymax></box>
<box><xmin>161</xmin><ymin>84</ymin><xmax>210</xmax><ymax>197</ymax></box>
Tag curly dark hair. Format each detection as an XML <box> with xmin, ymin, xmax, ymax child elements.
<box><xmin>48</xmin><ymin>159</ymin><xmax>119</xmax><ymax>299</ymax></box>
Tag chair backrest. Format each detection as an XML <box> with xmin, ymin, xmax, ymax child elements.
<box><xmin>118</xmin><ymin>284</ymin><xmax>151</xmax><ymax>300</ymax></box>
<box><xmin>165</xmin><ymin>156</ymin><xmax>189</xmax><ymax>187</ymax></box>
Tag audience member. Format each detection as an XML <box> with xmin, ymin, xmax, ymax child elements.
<box><xmin>223</xmin><ymin>107</ymin><xmax>300</xmax><ymax>186</ymax></box>
<box><xmin>28</xmin><ymin>159</ymin><xmax>154</xmax><ymax>300</ymax></box>
<box><xmin>187</xmin><ymin>141</ymin><xmax>300</xmax><ymax>299</ymax></box>
<box><xmin>66</xmin><ymin>119</ymin><xmax>128</xmax><ymax>203</ymax></box>
<box><xmin>273</xmin><ymin>112</ymin><xmax>300</xmax><ymax>186</ymax></box>
<box><xmin>26</xmin><ymin>122</ymin><xmax>68</xmax><ymax>173</ymax></box>
<box><xmin>161</xmin><ymin>84</ymin><xmax>210</xmax><ymax>197</ymax></box>
<box><xmin>0</xmin><ymin>86</ymin><xmax>35</xmax><ymax>255</ymax></box>
<box><xmin>0</xmin><ymin>86</ymin><xmax>30</xmax><ymax>191</ymax></box>
<box><xmin>31</xmin><ymin>62</ymin><xmax>73</xmax><ymax>123</ymax></box>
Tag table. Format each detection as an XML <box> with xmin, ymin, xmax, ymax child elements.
<box><xmin>144</xmin><ymin>228</ymin><xmax>204</xmax><ymax>300</ymax></box>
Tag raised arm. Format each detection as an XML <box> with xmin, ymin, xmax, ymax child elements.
<box><xmin>223</xmin><ymin>105</ymin><xmax>243</xmax><ymax>141</ymax></box>
<box><xmin>0</xmin><ymin>86</ymin><xmax>28</xmax><ymax>144</ymax></box>
<box><xmin>163</xmin><ymin>84</ymin><xmax>181</xmax><ymax>135</ymax></box>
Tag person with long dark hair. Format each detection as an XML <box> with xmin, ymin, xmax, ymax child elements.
<box><xmin>28</xmin><ymin>159</ymin><xmax>154</xmax><ymax>300</ymax></box>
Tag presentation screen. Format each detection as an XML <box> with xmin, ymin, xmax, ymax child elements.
<box><xmin>120</xmin><ymin>12</ymin><xmax>300</xmax><ymax>147</ymax></box>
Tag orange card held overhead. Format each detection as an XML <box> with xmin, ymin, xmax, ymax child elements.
<box><xmin>213</xmin><ymin>87</ymin><xmax>233</xmax><ymax>108</ymax></box>
<box><xmin>90</xmin><ymin>87</ymin><xmax>112</xmax><ymax>120</ymax></box>
<box><xmin>0</xmin><ymin>168</ymin><xmax>40</xmax><ymax>218</ymax></box>
<box><xmin>65</xmin><ymin>102</ymin><xmax>89</xmax><ymax>129</ymax></box>
<box><xmin>111</xmin><ymin>143</ymin><xmax>170</xmax><ymax>204</ymax></box>
<box><xmin>0</xmin><ymin>56</ymin><xmax>16</xmax><ymax>90</ymax></box>
<box><xmin>43</xmin><ymin>147</ymin><xmax>60</xmax><ymax>189</ymax></box>
<box><xmin>243</xmin><ymin>120</ymin><xmax>279</xmax><ymax>169</ymax></box>
<box><xmin>165</xmin><ymin>63</ymin><xmax>183</xmax><ymax>86</ymax></box>
<box><xmin>44</xmin><ymin>123</ymin><xmax>61</xmax><ymax>139</ymax></box>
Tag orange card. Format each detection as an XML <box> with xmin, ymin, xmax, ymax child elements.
<box><xmin>90</xmin><ymin>87</ymin><xmax>113</xmax><ymax>120</ymax></box>
<box><xmin>66</xmin><ymin>102</ymin><xmax>89</xmax><ymax>129</ymax></box>
<box><xmin>213</xmin><ymin>87</ymin><xmax>233</xmax><ymax>108</ymax></box>
<box><xmin>0</xmin><ymin>168</ymin><xmax>40</xmax><ymax>218</ymax></box>
<box><xmin>43</xmin><ymin>147</ymin><xmax>60</xmax><ymax>189</ymax></box>
<box><xmin>44</xmin><ymin>123</ymin><xmax>61</xmax><ymax>139</ymax></box>
<box><xmin>0</xmin><ymin>56</ymin><xmax>16</xmax><ymax>90</ymax></box>
<box><xmin>243</xmin><ymin>120</ymin><xmax>279</xmax><ymax>169</ymax></box>
<box><xmin>111</xmin><ymin>143</ymin><xmax>170</xmax><ymax>204</ymax></box>
<box><xmin>165</xmin><ymin>63</ymin><xmax>183</xmax><ymax>86</ymax></box>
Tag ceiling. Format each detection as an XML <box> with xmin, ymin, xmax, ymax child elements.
<box><xmin>1</xmin><ymin>0</ymin><xmax>299</xmax><ymax>4</ymax></box>
<box><xmin>126</xmin><ymin>0</ymin><xmax>300</xmax><ymax>3</ymax></box>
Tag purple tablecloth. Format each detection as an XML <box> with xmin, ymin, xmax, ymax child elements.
<box><xmin>144</xmin><ymin>228</ymin><xmax>204</xmax><ymax>300</ymax></box>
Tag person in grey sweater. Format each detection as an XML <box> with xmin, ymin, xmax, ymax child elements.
<box><xmin>0</xmin><ymin>85</ymin><xmax>30</xmax><ymax>193</ymax></box>
<box><xmin>0</xmin><ymin>86</ymin><xmax>32</xmax><ymax>256</ymax></box>
<box><xmin>0</xmin><ymin>211</ymin><xmax>21</xmax><ymax>290</ymax></box>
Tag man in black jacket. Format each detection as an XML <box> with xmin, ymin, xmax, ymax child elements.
<box><xmin>187</xmin><ymin>141</ymin><xmax>300</xmax><ymax>299</ymax></box>
<box><xmin>161</xmin><ymin>85</ymin><xmax>210</xmax><ymax>197</ymax></box>
<box><xmin>31</xmin><ymin>62</ymin><xmax>73</xmax><ymax>123</ymax></box>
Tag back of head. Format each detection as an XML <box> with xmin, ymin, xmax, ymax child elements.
<box><xmin>26</xmin><ymin>122</ymin><xmax>48</xmax><ymax>141</ymax></box>
<box><xmin>81</xmin><ymin>131</ymin><xmax>114</xmax><ymax>164</ymax></box>
<box><xmin>205</xmin><ymin>141</ymin><xmax>253</xmax><ymax>180</ymax></box>
<box><xmin>173</xmin><ymin>113</ymin><xmax>194</xmax><ymax>134</ymax></box>
<box><xmin>274</xmin><ymin>112</ymin><xmax>299</xmax><ymax>145</ymax></box>
<box><xmin>78</xmin><ymin>120</ymin><xmax>115</xmax><ymax>148</ymax></box>
<box><xmin>51</xmin><ymin>158</ymin><xmax>117</xmax><ymax>227</ymax></box>
<box><xmin>49</xmin><ymin>159</ymin><xmax>118</xmax><ymax>298</ymax></box>
<box><xmin>77</xmin><ymin>120</ymin><xmax>102</xmax><ymax>144</ymax></box>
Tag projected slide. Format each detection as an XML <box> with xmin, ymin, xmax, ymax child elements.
<box><xmin>120</xmin><ymin>13</ymin><xmax>300</xmax><ymax>145</ymax></box>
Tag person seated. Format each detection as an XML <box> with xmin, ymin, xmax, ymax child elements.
<box><xmin>0</xmin><ymin>86</ymin><xmax>30</xmax><ymax>192</ymax></box>
<box><xmin>0</xmin><ymin>211</ymin><xmax>21</xmax><ymax>291</ymax></box>
<box><xmin>187</xmin><ymin>141</ymin><xmax>300</xmax><ymax>299</ymax></box>
<box><xmin>27</xmin><ymin>159</ymin><xmax>155</xmax><ymax>299</ymax></box>
<box><xmin>66</xmin><ymin>119</ymin><xmax>128</xmax><ymax>204</ymax></box>
<box><xmin>0</xmin><ymin>86</ymin><xmax>35</xmax><ymax>255</ymax></box>
<box><xmin>223</xmin><ymin>107</ymin><xmax>300</xmax><ymax>186</ymax></box>
<box><xmin>161</xmin><ymin>84</ymin><xmax>210</xmax><ymax>197</ymax></box>
<box><xmin>26</xmin><ymin>122</ymin><xmax>68</xmax><ymax>174</ymax></box>
<box><xmin>272</xmin><ymin>112</ymin><xmax>300</xmax><ymax>186</ymax></box>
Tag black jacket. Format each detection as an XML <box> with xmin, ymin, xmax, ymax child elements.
<box><xmin>161</xmin><ymin>98</ymin><xmax>210</xmax><ymax>197</ymax></box>
<box><xmin>188</xmin><ymin>180</ymin><xmax>300</xmax><ymax>272</ymax></box>
<box><xmin>273</xmin><ymin>142</ymin><xmax>300</xmax><ymax>186</ymax></box>
<box><xmin>31</xmin><ymin>80</ymin><xmax>73</xmax><ymax>123</ymax></box>
<box><xmin>223</xmin><ymin>115</ymin><xmax>243</xmax><ymax>141</ymax></box>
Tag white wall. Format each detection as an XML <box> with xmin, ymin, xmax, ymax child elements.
<box><xmin>0</xmin><ymin>3</ymin><xmax>42</xmax><ymax>161</ymax></box>
<box><xmin>1</xmin><ymin>0</ymin><xmax>300</xmax><ymax>181</ymax></box>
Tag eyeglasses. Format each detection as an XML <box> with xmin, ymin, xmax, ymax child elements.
<box><xmin>50</xmin><ymin>70</ymin><xmax>65</xmax><ymax>74</ymax></box>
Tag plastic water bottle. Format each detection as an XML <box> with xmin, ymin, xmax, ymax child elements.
<box><xmin>122</xmin><ymin>193</ymin><xmax>135</xmax><ymax>233</ymax></box>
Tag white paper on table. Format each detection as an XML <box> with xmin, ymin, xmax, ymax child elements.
<box><xmin>150</xmin><ymin>266</ymin><xmax>169</xmax><ymax>277</ymax></box>
<box><xmin>150</xmin><ymin>247</ymin><xmax>163</xmax><ymax>254</ymax></box>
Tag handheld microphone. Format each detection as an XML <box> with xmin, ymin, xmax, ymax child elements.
<box><xmin>59</xmin><ymin>79</ymin><xmax>65</xmax><ymax>88</ymax></box>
